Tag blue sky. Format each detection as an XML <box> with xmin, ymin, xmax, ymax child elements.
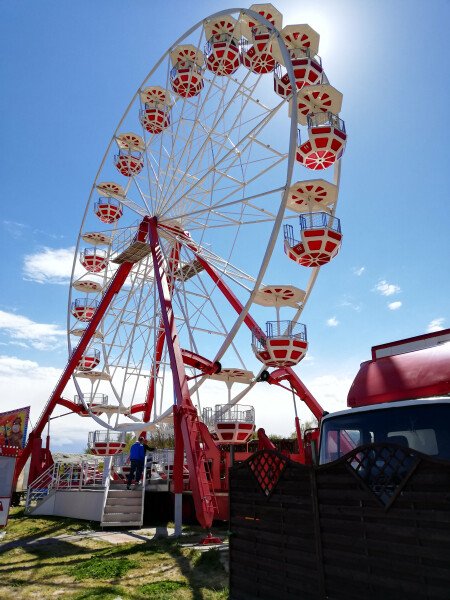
<box><xmin>0</xmin><ymin>0</ymin><xmax>449</xmax><ymax>450</ymax></box>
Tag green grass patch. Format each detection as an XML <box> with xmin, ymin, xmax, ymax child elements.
<box><xmin>5</xmin><ymin>507</ymin><xmax>98</xmax><ymax>543</ymax></box>
<box><xmin>2</xmin><ymin>509</ymin><xmax>229</xmax><ymax>598</ymax></box>
<box><xmin>193</xmin><ymin>548</ymin><xmax>224</xmax><ymax>571</ymax></box>
<box><xmin>72</xmin><ymin>585</ymin><xmax>126</xmax><ymax>599</ymax></box>
<box><xmin>138</xmin><ymin>580</ymin><xmax>188</xmax><ymax>598</ymax></box>
<box><xmin>71</xmin><ymin>556</ymin><xmax>137</xmax><ymax>580</ymax></box>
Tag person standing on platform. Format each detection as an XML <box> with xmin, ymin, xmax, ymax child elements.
<box><xmin>127</xmin><ymin>436</ymin><xmax>154</xmax><ymax>489</ymax></box>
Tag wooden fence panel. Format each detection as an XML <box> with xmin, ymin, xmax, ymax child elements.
<box><xmin>229</xmin><ymin>447</ymin><xmax>450</xmax><ymax>600</ymax></box>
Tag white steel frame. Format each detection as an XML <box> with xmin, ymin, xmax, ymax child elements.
<box><xmin>66</xmin><ymin>8</ymin><xmax>344</xmax><ymax>432</ymax></box>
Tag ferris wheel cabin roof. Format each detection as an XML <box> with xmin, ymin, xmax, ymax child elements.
<box><xmin>210</xmin><ymin>368</ymin><xmax>255</xmax><ymax>384</ymax></box>
<box><xmin>81</xmin><ymin>232</ymin><xmax>112</xmax><ymax>246</ymax></box>
<box><xmin>291</xmin><ymin>84</ymin><xmax>344</xmax><ymax>127</ymax></box>
<box><xmin>272</xmin><ymin>24</ymin><xmax>320</xmax><ymax>65</ymax></box>
<box><xmin>75</xmin><ymin>370</ymin><xmax>112</xmax><ymax>381</ymax></box>
<box><xmin>287</xmin><ymin>179</ymin><xmax>338</xmax><ymax>213</ymax></box>
<box><xmin>139</xmin><ymin>86</ymin><xmax>173</xmax><ymax>106</ymax></box>
<box><xmin>70</xmin><ymin>328</ymin><xmax>104</xmax><ymax>341</ymax></box>
<box><xmin>72</xmin><ymin>278</ymin><xmax>103</xmax><ymax>293</ymax></box>
<box><xmin>116</xmin><ymin>132</ymin><xmax>145</xmax><ymax>151</ymax></box>
<box><xmin>203</xmin><ymin>15</ymin><xmax>238</xmax><ymax>41</ymax></box>
<box><xmin>169</xmin><ymin>44</ymin><xmax>204</xmax><ymax>67</ymax></box>
<box><xmin>96</xmin><ymin>181</ymin><xmax>126</xmax><ymax>199</ymax></box>
<box><xmin>254</xmin><ymin>284</ymin><xmax>306</xmax><ymax>308</ymax></box>
<box><xmin>242</xmin><ymin>3</ymin><xmax>283</xmax><ymax>32</ymax></box>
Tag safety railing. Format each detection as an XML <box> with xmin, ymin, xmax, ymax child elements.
<box><xmin>74</xmin><ymin>393</ymin><xmax>108</xmax><ymax>408</ymax></box>
<box><xmin>252</xmin><ymin>320</ymin><xmax>307</xmax><ymax>352</ymax></box>
<box><xmin>299</xmin><ymin>212</ymin><xmax>341</xmax><ymax>233</ymax></box>
<box><xmin>203</xmin><ymin>404</ymin><xmax>255</xmax><ymax>427</ymax></box>
<box><xmin>170</xmin><ymin>62</ymin><xmax>203</xmax><ymax>81</ymax></box>
<box><xmin>94</xmin><ymin>196</ymin><xmax>122</xmax><ymax>213</ymax></box>
<box><xmin>26</xmin><ymin>458</ymin><xmax>104</xmax><ymax>512</ymax></box>
<box><xmin>307</xmin><ymin>111</ymin><xmax>346</xmax><ymax>132</ymax></box>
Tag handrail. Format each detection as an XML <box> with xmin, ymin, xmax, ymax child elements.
<box><xmin>140</xmin><ymin>455</ymin><xmax>148</xmax><ymax>524</ymax></box>
<box><xmin>26</xmin><ymin>458</ymin><xmax>105</xmax><ymax>512</ymax></box>
<box><xmin>25</xmin><ymin>462</ymin><xmax>57</xmax><ymax>511</ymax></box>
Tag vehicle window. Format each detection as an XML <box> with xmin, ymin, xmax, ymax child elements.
<box><xmin>324</xmin><ymin>429</ymin><xmax>363</xmax><ymax>462</ymax></box>
<box><xmin>319</xmin><ymin>402</ymin><xmax>450</xmax><ymax>464</ymax></box>
<box><xmin>388</xmin><ymin>429</ymin><xmax>438</xmax><ymax>455</ymax></box>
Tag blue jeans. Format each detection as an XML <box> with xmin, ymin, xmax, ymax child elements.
<box><xmin>127</xmin><ymin>459</ymin><xmax>144</xmax><ymax>486</ymax></box>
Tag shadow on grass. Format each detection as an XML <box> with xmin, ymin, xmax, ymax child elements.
<box><xmin>2</xmin><ymin>508</ymin><xmax>101</xmax><ymax>553</ymax></box>
<box><xmin>2</xmin><ymin>510</ymin><xmax>228</xmax><ymax>599</ymax></box>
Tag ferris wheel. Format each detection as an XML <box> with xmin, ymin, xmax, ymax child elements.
<box><xmin>64</xmin><ymin>3</ymin><xmax>347</xmax><ymax>441</ymax></box>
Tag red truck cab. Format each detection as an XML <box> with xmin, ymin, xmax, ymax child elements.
<box><xmin>318</xmin><ymin>328</ymin><xmax>450</xmax><ymax>464</ymax></box>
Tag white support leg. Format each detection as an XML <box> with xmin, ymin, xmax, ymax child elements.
<box><xmin>102</xmin><ymin>457</ymin><xmax>112</xmax><ymax>487</ymax></box>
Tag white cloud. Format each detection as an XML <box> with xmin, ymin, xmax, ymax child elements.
<box><xmin>374</xmin><ymin>280</ymin><xmax>401</xmax><ymax>296</ymax></box>
<box><xmin>0</xmin><ymin>310</ymin><xmax>66</xmax><ymax>351</ymax></box>
<box><xmin>0</xmin><ymin>355</ymin><xmax>91</xmax><ymax>450</ymax></box>
<box><xmin>23</xmin><ymin>246</ymin><xmax>77</xmax><ymax>284</ymax></box>
<box><xmin>326</xmin><ymin>316</ymin><xmax>339</xmax><ymax>327</ymax></box>
<box><xmin>427</xmin><ymin>318</ymin><xmax>445</xmax><ymax>333</ymax></box>
<box><xmin>3</xmin><ymin>220</ymin><xmax>29</xmax><ymax>240</ymax></box>
<box><xmin>341</xmin><ymin>298</ymin><xmax>361</xmax><ymax>312</ymax></box>
<box><xmin>388</xmin><ymin>301</ymin><xmax>402</xmax><ymax>311</ymax></box>
<box><xmin>353</xmin><ymin>267</ymin><xmax>365</xmax><ymax>276</ymax></box>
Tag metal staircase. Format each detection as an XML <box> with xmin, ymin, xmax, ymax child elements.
<box><xmin>101</xmin><ymin>486</ymin><xmax>144</xmax><ymax>527</ymax></box>
<box><xmin>100</xmin><ymin>457</ymin><xmax>147</xmax><ymax>528</ymax></box>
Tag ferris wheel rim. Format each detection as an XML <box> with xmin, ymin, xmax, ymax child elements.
<box><xmin>66</xmin><ymin>6</ymin><xmax>343</xmax><ymax>432</ymax></box>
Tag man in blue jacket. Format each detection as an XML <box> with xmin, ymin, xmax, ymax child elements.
<box><xmin>126</xmin><ymin>436</ymin><xmax>154</xmax><ymax>489</ymax></box>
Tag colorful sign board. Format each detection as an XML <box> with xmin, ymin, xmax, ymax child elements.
<box><xmin>0</xmin><ymin>406</ymin><xmax>30</xmax><ymax>450</ymax></box>
<box><xmin>0</xmin><ymin>456</ymin><xmax>17</xmax><ymax>527</ymax></box>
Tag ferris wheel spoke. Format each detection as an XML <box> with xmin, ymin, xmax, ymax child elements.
<box><xmin>65</xmin><ymin>6</ymin><xmax>346</xmax><ymax>448</ymax></box>
<box><xmin>158</xmin><ymin>96</ymin><xmax>286</xmax><ymax>224</ymax></box>
<box><xmin>173</xmin><ymin>185</ymin><xmax>285</xmax><ymax>226</ymax></box>
<box><xmin>156</xmin><ymin>64</ymin><xmax>262</xmax><ymax>216</ymax></box>
<box><xmin>154</xmin><ymin>59</ymin><xmax>234</xmax><ymax>217</ymax></box>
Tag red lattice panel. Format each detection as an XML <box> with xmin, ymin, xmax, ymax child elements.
<box><xmin>141</xmin><ymin>108</ymin><xmax>170</xmax><ymax>134</ymax></box>
<box><xmin>95</xmin><ymin>200</ymin><xmax>123</xmax><ymax>223</ymax></box>
<box><xmin>206</xmin><ymin>41</ymin><xmax>240</xmax><ymax>75</ymax></box>
<box><xmin>171</xmin><ymin>68</ymin><xmax>204</xmax><ymax>98</ymax></box>
<box><xmin>248</xmin><ymin>451</ymin><xmax>288</xmax><ymax>497</ymax></box>
<box><xmin>114</xmin><ymin>154</ymin><xmax>144</xmax><ymax>177</ymax></box>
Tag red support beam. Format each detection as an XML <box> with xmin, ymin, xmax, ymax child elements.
<box><xmin>268</xmin><ymin>366</ymin><xmax>325</xmax><ymax>421</ymax></box>
<box><xmin>195</xmin><ymin>254</ymin><xmax>324</xmax><ymax>420</ymax></box>
<box><xmin>195</xmin><ymin>255</ymin><xmax>265</xmax><ymax>339</ymax></box>
<box><xmin>149</xmin><ymin>218</ymin><xmax>216</xmax><ymax>529</ymax></box>
<box><xmin>181</xmin><ymin>349</ymin><xmax>221</xmax><ymax>375</ymax></box>
<box><xmin>142</xmin><ymin>243</ymin><xmax>181</xmax><ymax>421</ymax></box>
<box><xmin>16</xmin><ymin>217</ymin><xmax>151</xmax><ymax>481</ymax></box>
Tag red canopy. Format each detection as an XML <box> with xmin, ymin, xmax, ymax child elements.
<box><xmin>347</xmin><ymin>342</ymin><xmax>450</xmax><ymax>408</ymax></box>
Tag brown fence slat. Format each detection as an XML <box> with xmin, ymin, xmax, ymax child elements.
<box><xmin>229</xmin><ymin>447</ymin><xmax>450</xmax><ymax>600</ymax></box>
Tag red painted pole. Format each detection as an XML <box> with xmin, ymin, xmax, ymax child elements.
<box><xmin>269</xmin><ymin>367</ymin><xmax>325</xmax><ymax>421</ymax></box>
<box><xmin>195</xmin><ymin>255</ymin><xmax>266</xmax><ymax>340</ymax></box>
<box><xmin>148</xmin><ymin>219</ymin><xmax>216</xmax><ymax>529</ymax></box>
<box><xmin>16</xmin><ymin>218</ymin><xmax>150</xmax><ymax>481</ymax></box>
<box><xmin>143</xmin><ymin>243</ymin><xmax>180</xmax><ymax>421</ymax></box>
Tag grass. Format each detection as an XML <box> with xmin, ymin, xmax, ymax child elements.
<box><xmin>0</xmin><ymin>507</ymin><xmax>229</xmax><ymax>599</ymax></box>
<box><xmin>71</xmin><ymin>556</ymin><xmax>137</xmax><ymax>580</ymax></box>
